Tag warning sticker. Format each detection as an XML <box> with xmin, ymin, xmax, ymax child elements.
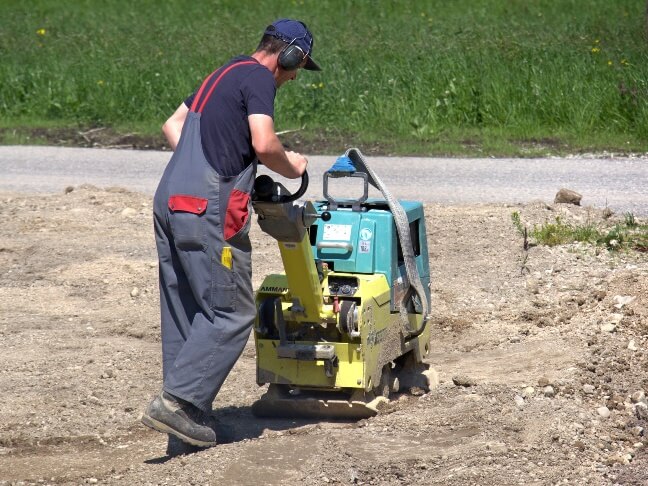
<box><xmin>359</xmin><ymin>240</ymin><xmax>371</xmax><ymax>253</ymax></box>
<box><xmin>323</xmin><ymin>224</ymin><xmax>352</xmax><ymax>241</ymax></box>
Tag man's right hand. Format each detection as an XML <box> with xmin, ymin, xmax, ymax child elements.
<box><xmin>285</xmin><ymin>150</ymin><xmax>308</xmax><ymax>176</ymax></box>
<box><xmin>249</xmin><ymin>114</ymin><xmax>307</xmax><ymax>179</ymax></box>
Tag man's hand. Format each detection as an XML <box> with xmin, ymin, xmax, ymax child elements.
<box><xmin>249</xmin><ymin>114</ymin><xmax>306</xmax><ymax>179</ymax></box>
<box><xmin>285</xmin><ymin>150</ymin><xmax>308</xmax><ymax>176</ymax></box>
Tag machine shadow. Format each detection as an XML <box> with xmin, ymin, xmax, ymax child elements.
<box><xmin>144</xmin><ymin>404</ymin><xmax>355</xmax><ymax>464</ymax></box>
<box><xmin>213</xmin><ymin>404</ymin><xmax>354</xmax><ymax>442</ymax></box>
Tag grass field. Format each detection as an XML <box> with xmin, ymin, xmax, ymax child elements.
<box><xmin>1</xmin><ymin>0</ymin><xmax>647</xmax><ymax>155</ymax></box>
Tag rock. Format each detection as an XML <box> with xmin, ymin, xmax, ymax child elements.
<box><xmin>609</xmin><ymin>313</ymin><xmax>624</xmax><ymax>324</ymax></box>
<box><xmin>583</xmin><ymin>384</ymin><xmax>595</xmax><ymax>395</ymax></box>
<box><xmin>88</xmin><ymin>395</ymin><xmax>102</xmax><ymax>406</ymax></box>
<box><xmin>613</xmin><ymin>295</ymin><xmax>636</xmax><ymax>309</ymax></box>
<box><xmin>486</xmin><ymin>442</ymin><xmax>509</xmax><ymax>454</ymax></box>
<box><xmin>593</xmin><ymin>289</ymin><xmax>607</xmax><ymax>301</ymax></box>
<box><xmin>631</xmin><ymin>426</ymin><xmax>644</xmax><ymax>437</ymax></box>
<box><xmin>605</xmin><ymin>453</ymin><xmax>629</xmax><ymax>465</ymax></box>
<box><xmin>600</xmin><ymin>323</ymin><xmax>616</xmax><ymax>333</ymax></box>
<box><xmin>452</xmin><ymin>375</ymin><xmax>477</xmax><ymax>387</ymax></box>
<box><xmin>522</xmin><ymin>386</ymin><xmax>535</xmax><ymax>398</ymax></box>
<box><xmin>537</xmin><ymin>316</ymin><xmax>554</xmax><ymax>327</ymax></box>
<box><xmin>64</xmin><ymin>186</ymin><xmax>74</xmax><ymax>194</ymax></box>
<box><xmin>525</xmin><ymin>278</ymin><xmax>540</xmax><ymax>294</ymax></box>
<box><xmin>514</xmin><ymin>395</ymin><xmax>525</xmax><ymax>408</ymax></box>
<box><xmin>597</xmin><ymin>406</ymin><xmax>611</xmax><ymax>419</ymax></box>
<box><xmin>554</xmin><ymin>188</ymin><xmax>582</xmax><ymax>205</ymax></box>
<box><xmin>101</xmin><ymin>369</ymin><xmax>116</xmax><ymax>379</ymax></box>
<box><xmin>543</xmin><ymin>385</ymin><xmax>556</xmax><ymax>398</ymax></box>
<box><xmin>631</xmin><ymin>391</ymin><xmax>645</xmax><ymax>404</ymax></box>
<box><xmin>538</xmin><ymin>376</ymin><xmax>551</xmax><ymax>387</ymax></box>
<box><xmin>130</xmin><ymin>287</ymin><xmax>140</xmax><ymax>298</ymax></box>
<box><xmin>464</xmin><ymin>393</ymin><xmax>482</xmax><ymax>401</ymax></box>
<box><xmin>628</xmin><ymin>340</ymin><xmax>638</xmax><ymax>351</ymax></box>
<box><xmin>607</xmin><ymin>394</ymin><xmax>625</xmax><ymax>411</ymax></box>
<box><xmin>635</xmin><ymin>403</ymin><xmax>648</xmax><ymax>420</ymax></box>
<box><xmin>121</xmin><ymin>207</ymin><xmax>138</xmax><ymax>217</ymax></box>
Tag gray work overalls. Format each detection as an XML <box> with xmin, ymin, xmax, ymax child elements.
<box><xmin>153</xmin><ymin>61</ymin><xmax>258</xmax><ymax>412</ymax></box>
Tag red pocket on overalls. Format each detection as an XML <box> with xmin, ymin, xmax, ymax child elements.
<box><xmin>224</xmin><ymin>189</ymin><xmax>250</xmax><ymax>240</ymax></box>
<box><xmin>168</xmin><ymin>195</ymin><xmax>208</xmax><ymax>214</ymax></box>
<box><xmin>168</xmin><ymin>195</ymin><xmax>208</xmax><ymax>251</ymax></box>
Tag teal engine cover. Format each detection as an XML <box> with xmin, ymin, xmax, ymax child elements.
<box><xmin>309</xmin><ymin>198</ymin><xmax>430</xmax><ymax>310</ymax></box>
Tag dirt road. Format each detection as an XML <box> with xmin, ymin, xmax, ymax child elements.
<box><xmin>0</xmin><ymin>178</ymin><xmax>647</xmax><ymax>484</ymax></box>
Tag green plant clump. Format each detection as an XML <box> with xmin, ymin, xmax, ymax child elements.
<box><xmin>511</xmin><ymin>212</ymin><xmax>648</xmax><ymax>252</ymax></box>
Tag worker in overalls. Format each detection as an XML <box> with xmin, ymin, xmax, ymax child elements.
<box><xmin>141</xmin><ymin>19</ymin><xmax>321</xmax><ymax>450</ymax></box>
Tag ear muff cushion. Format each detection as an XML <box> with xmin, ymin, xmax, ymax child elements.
<box><xmin>279</xmin><ymin>45</ymin><xmax>304</xmax><ymax>71</ymax></box>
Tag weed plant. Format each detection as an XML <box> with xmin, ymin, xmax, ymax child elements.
<box><xmin>511</xmin><ymin>211</ymin><xmax>648</xmax><ymax>252</ymax></box>
<box><xmin>1</xmin><ymin>0</ymin><xmax>648</xmax><ymax>153</ymax></box>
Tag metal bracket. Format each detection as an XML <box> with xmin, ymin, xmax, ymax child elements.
<box><xmin>323</xmin><ymin>172</ymin><xmax>369</xmax><ymax>211</ymax></box>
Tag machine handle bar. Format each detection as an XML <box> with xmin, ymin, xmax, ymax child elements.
<box><xmin>316</xmin><ymin>242</ymin><xmax>353</xmax><ymax>252</ymax></box>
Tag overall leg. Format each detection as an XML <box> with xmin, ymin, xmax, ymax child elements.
<box><xmin>143</xmin><ymin>208</ymin><xmax>219</xmax><ymax>448</ymax></box>
<box><xmin>163</xmin><ymin>243</ymin><xmax>256</xmax><ymax>412</ymax></box>
<box><xmin>154</xmin><ymin>210</ymin><xmax>201</xmax><ymax>378</ymax></box>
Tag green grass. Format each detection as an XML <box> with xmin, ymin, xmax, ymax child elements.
<box><xmin>511</xmin><ymin>211</ymin><xmax>648</xmax><ymax>252</ymax></box>
<box><xmin>2</xmin><ymin>0</ymin><xmax>648</xmax><ymax>154</ymax></box>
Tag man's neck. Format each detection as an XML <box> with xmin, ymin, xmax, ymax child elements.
<box><xmin>252</xmin><ymin>51</ymin><xmax>279</xmax><ymax>73</ymax></box>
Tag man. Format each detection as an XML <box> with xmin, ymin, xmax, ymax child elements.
<box><xmin>141</xmin><ymin>19</ymin><xmax>321</xmax><ymax>450</ymax></box>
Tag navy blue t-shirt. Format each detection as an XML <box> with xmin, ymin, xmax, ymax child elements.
<box><xmin>184</xmin><ymin>55</ymin><xmax>276</xmax><ymax>177</ymax></box>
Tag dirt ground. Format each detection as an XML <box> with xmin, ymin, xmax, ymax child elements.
<box><xmin>1</xmin><ymin>183</ymin><xmax>647</xmax><ymax>486</ymax></box>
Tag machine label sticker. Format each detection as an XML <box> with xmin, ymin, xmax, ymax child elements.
<box><xmin>359</xmin><ymin>240</ymin><xmax>371</xmax><ymax>253</ymax></box>
<box><xmin>359</xmin><ymin>228</ymin><xmax>373</xmax><ymax>241</ymax></box>
<box><xmin>323</xmin><ymin>224</ymin><xmax>352</xmax><ymax>241</ymax></box>
<box><xmin>259</xmin><ymin>286</ymin><xmax>288</xmax><ymax>293</ymax></box>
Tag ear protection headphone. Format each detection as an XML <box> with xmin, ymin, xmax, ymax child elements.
<box><xmin>278</xmin><ymin>40</ymin><xmax>307</xmax><ymax>71</ymax></box>
<box><xmin>270</xmin><ymin>21</ymin><xmax>312</xmax><ymax>71</ymax></box>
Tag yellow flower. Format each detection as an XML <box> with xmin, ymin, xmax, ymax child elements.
<box><xmin>36</xmin><ymin>28</ymin><xmax>46</xmax><ymax>36</ymax></box>
<box><xmin>97</xmin><ymin>80</ymin><xmax>105</xmax><ymax>86</ymax></box>
<box><xmin>594</xmin><ymin>39</ymin><xmax>600</xmax><ymax>44</ymax></box>
<box><xmin>607</xmin><ymin>60</ymin><xmax>612</xmax><ymax>66</ymax></box>
<box><xmin>591</xmin><ymin>47</ymin><xmax>600</xmax><ymax>54</ymax></box>
<box><xmin>621</xmin><ymin>59</ymin><xmax>629</xmax><ymax>66</ymax></box>
<box><xmin>318</xmin><ymin>82</ymin><xmax>324</xmax><ymax>89</ymax></box>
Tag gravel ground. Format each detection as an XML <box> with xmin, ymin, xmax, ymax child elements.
<box><xmin>0</xmin><ymin>181</ymin><xmax>646</xmax><ymax>485</ymax></box>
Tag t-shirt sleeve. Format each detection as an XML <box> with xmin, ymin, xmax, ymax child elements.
<box><xmin>184</xmin><ymin>92</ymin><xmax>195</xmax><ymax>109</ymax></box>
<box><xmin>241</xmin><ymin>68</ymin><xmax>276</xmax><ymax>118</ymax></box>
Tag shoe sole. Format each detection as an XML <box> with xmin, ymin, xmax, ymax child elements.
<box><xmin>141</xmin><ymin>413</ymin><xmax>217</xmax><ymax>448</ymax></box>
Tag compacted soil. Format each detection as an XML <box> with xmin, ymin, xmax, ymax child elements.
<box><xmin>0</xmin><ymin>183</ymin><xmax>647</xmax><ymax>485</ymax></box>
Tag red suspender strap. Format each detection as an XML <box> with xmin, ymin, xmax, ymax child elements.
<box><xmin>190</xmin><ymin>71</ymin><xmax>217</xmax><ymax>112</ymax></box>
<box><xmin>190</xmin><ymin>61</ymin><xmax>257</xmax><ymax>114</ymax></box>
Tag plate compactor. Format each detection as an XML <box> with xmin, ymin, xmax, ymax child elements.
<box><xmin>250</xmin><ymin>148</ymin><xmax>437</xmax><ymax>419</ymax></box>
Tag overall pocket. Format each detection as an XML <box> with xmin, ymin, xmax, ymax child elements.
<box><xmin>211</xmin><ymin>255</ymin><xmax>238</xmax><ymax>311</ymax></box>
<box><xmin>168</xmin><ymin>195</ymin><xmax>208</xmax><ymax>251</ymax></box>
<box><xmin>224</xmin><ymin>189</ymin><xmax>251</xmax><ymax>243</ymax></box>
